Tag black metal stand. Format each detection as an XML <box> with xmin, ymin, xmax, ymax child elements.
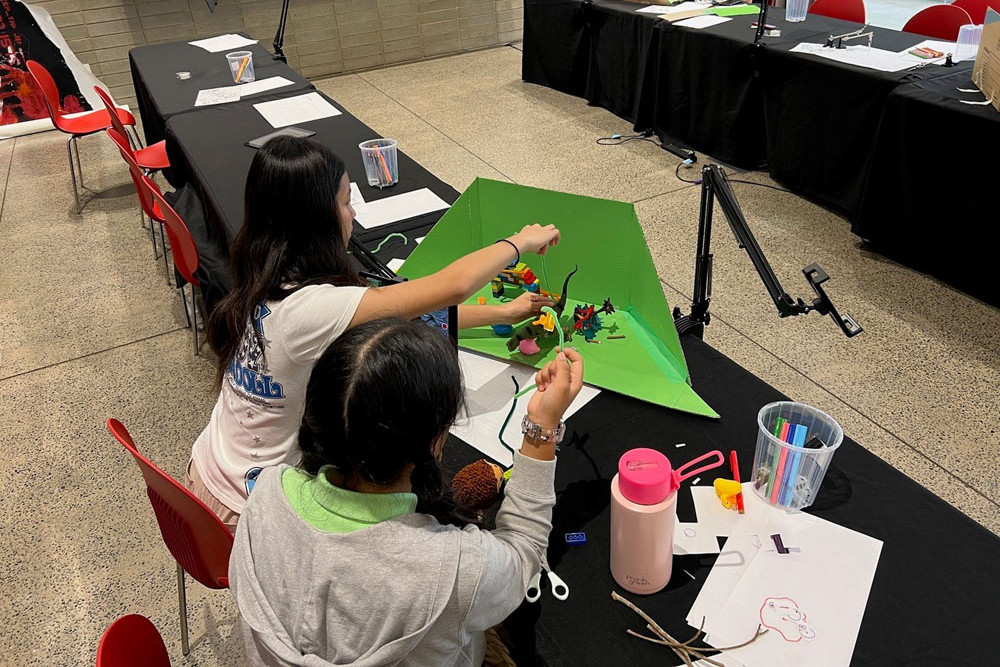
<box><xmin>673</xmin><ymin>164</ymin><xmax>863</xmax><ymax>338</ymax></box>
<box><xmin>753</xmin><ymin>0</ymin><xmax>770</xmax><ymax>44</ymax></box>
<box><xmin>273</xmin><ymin>0</ymin><xmax>292</xmax><ymax>63</ymax></box>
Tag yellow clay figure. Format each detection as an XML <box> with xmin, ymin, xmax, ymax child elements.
<box><xmin>714</xmin><ymin>478</ymin><xmax>743</xmax><ymax>510</ymax></box>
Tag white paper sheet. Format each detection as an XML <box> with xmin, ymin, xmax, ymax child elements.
<box><xmin>189</xmin><ymin>33</ymin><xmax>257</xmax><ymax>53</ymax></box>
<box><xmin>238</xmin><ymin>76</ymin><xmax>295</xmax><ymax>97</ymax></box>
<box><xmin>353</xmin><ymin>188</ymin><xmax>450</xmax><ymax>230</ymax></box>
<box><xmin>898</xmin><ymin>39</ymin><xmax>965</xmax><ymax>63</ymax></box>
<box><xmin>706</xmin><ymin>520</ymin><xmax>883</xmax><ymax>667</ymax></box>
<box><xmin>458</xmin><ymin>350</ymin><xmax>511</xmax><ymax>391</ymax></box>
<box><xmin>789</xmin><ymin>43</ymin><xmax>913</xmax><ymax>72</ymax></box>
<box><xmin>451</xmin><ymin>351</ymin><xmax>599</xmax><ymax>467</ymax></box>
<box><xmin>386</xmin><ymin>258</ymin><xmax>405</xmax><ymax>272</ymax></box>
<box><xmin>253</xmin><ymin>92</ymin><xmax>342</xmax><ymax>128</ymax></box>
<box><xmin>635</xmin><ymin>4</ymin><xmax>673</xmax><ymax>13</ymax></box>
<box><xmin>349</xmin><ymin>182</ymin><xmax>365</xmax><ymax>208</ymax></box>
<box><xmin>651</xmin><ymin>1</ymin><xmax>711</xmax><ymax>13</ymax></box>
<box><xmin>674</xmin><ymin>520</ymin><xmax>723</xmax><ymax>555</ymax></box>
<box><xmin>674</xmin><ymin>14</ymin><xmax>731</xmax><ymax>28</ymax></box>
<box><xmin>415</xmin><ymin>236</ymin><xmax>426</xmax><ymax>244</ymax></box>
<box><xmin>194</xmin><ymin>86</ymin><xmax>241</xmax><ymax>106</ymax></box>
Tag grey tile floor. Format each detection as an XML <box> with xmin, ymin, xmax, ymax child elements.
<box><xmin>0</xmin><ymin>45</ymin><xmax>996</xmax><ymax>666</ymax></box>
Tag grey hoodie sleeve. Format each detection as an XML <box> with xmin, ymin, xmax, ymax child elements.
<box><xmin>461</xmin><ymin>451</ymin><xmax>557</xmax><ymax>633</ymax></box>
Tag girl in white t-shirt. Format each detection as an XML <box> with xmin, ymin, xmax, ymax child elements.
<box><xmin>187</xmin><ymin>136</ymin><xmax>561</xmax><ymax>529</ymax></box>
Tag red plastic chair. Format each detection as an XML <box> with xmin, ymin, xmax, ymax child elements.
<box><xmin>97</xmin><ymin>614</ymin><xmax>171</xmax><ymax>667</ymax></box>
<box><xmin>903</xmin><ymin>4</ymin><xmax>973</xmax><ymax>39</ymax></box>
<box><xmin>25</xmin><ymin>61</ymin><xmax>138</xmax><ymax>214</ymax></box>
<box><xmin>107</xmin><ymin>419</ymin><xmax>233</xmax><ymax>654</ymax></box>
<box><xmin>106</xmin><ymin>128</ymin><xmax>169</xmax><ymax>267</ymax></box>
<box><xmin>146</xmin><ymin>181</ymin><xmax>204</xmax><ymax>356</ymax></box>
<box><xmin>809</xmin><ymin>0</ymin><xmax>867</xmax><ymax>23</ymax></box>
<box><xmin>94</xmin><ymin>86</ymin><xmax>170</xmax><ymax>172</ymax></box>
<box><xmin>951</xmin><ymin>0</ymin><xmax>999</xmax><ymax>23</ymax></box>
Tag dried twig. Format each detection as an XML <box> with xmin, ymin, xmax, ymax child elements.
<box><xmin>611</xmin><ymin>590</ymin><xmax>769</xmax><ymax>666</ymax></box>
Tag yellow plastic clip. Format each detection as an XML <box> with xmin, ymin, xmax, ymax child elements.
<box><xmin>714</xmin><ymin>478</ymin><xmax>742</xmax><ymax>510</ymax></box>
<box><xmin>532</xmin><ymin>311</ymin><xmax>556</xmax><ymax>332</ymax></box>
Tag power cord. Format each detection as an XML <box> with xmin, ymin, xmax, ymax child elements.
<box><xmin>596</xmin><ymin>129</ymin><xmax>660</xmax><ymax>147</ymax></box>
<box><xmin>675</xmin><ymin>160</ymin><xmax>792</xmax><ymax>194</ymax></box>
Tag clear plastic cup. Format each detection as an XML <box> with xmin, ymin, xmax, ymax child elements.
<box><xmin>786</xmin><ymin>0</ymin><xmax>808</xmax><ymax>22</ymax></box>
<box><xmin>752</xmin><ymin>401</ymin><xmax>843</xmax><ymax>512</ymax></box>
<box><xmin>226</xmin><ymin>51</ymin><xmax>255</xmax><ymax>84</ymax></box>
<box><xmin>359</xmin><ymin>139</ymin><xmax>399</xmax><ymax>188</ymax></box>
<box><xmin>955</xmin><ymin>24</ymin><xmax>983</xmax><ymax>62</ymax></box>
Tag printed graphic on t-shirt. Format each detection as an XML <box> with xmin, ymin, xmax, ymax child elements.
<box><xmin>227</xmin><ymin>304</ymin><xmax>286</xmax><ymax>403</ymax></box>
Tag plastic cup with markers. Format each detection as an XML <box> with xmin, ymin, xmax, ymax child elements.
<box><xmin>752</xmin><ymin>401</ymin><xmax>843</xmax><ymax>512</ymax></box>
<box><xmin>359</xmin><ymin>138</ymin><xmax>399</xmax><ymax>188</ymax></box>
<box><xmin>226</xmin><ymin>51</ymin><xmax>255</xmax><ymax>84</ymax></box>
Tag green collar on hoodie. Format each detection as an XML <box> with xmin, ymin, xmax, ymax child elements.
<box><xmin>281</xmin><ymin>466</ymin><xmax>417</xmax><ymax>533</ymax></box>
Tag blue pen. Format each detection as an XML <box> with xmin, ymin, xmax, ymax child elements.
<box><xmin>780</xmin><ymin>425</ymin><xmax>808</xmax><ymax>505</ymax></box>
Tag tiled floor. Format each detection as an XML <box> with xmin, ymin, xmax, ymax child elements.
<box><xmin>0</xmin><ymin>45</ymin><xmax>997</xmax><ymax>665</ymax></box>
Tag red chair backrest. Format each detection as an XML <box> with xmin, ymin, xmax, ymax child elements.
<box><xmin>94</xmin><ymin>86</ymin><xmax>133</xmax><ymax>158</ymax></box>
<box><xmin>106</xmin><ymin>128</ymin><xmax>164</xmax><ymax>224</ymax></box>
<box><xmin>97</xmin><ymin>614</ymin><xmax>171</xmax><ymax>667</ymax></box>
<box><xmin>145</xmin><ymin>182</ymin><xmax>201</xmax><ymax>287</ymax></box>
<box><xmin>903</xmin><ymin>4</ymin><xmax>973</xmax><ymax>39</ymax></box>
<box><xmin>951</xmin><ymin>0</ymin><xmax>1000</xmax><ymax>24</ymax></box>
<box><xmin>809</xmin><ymin>0</ymin><xmax>867</xmax><ymax>23</ymax></box>
<box><xmin>25</xmin><ymin>60</ymin><xmax>65</xmax><ymax>128</ymax></box>
<box><xmin>107</xmin><ymin>419</ymin><xmax>231</xmax><ymax>589</ymax></box>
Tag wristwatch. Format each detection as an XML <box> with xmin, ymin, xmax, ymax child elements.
<box><xmin>521</xmin><ymin>415</ymin><xmax>565</xmax><ymax>445</ymax></box>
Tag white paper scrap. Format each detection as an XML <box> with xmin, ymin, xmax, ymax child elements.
<box><xmin>238</xmin><ymin>76</ymin><xmax>295</xmax><ymax>97</ymax></box>
<box><xmin>353</xmin><ymin>188</ymin><xmax>450</xmax><ymax>230</ymax></box>
<box><xmin>194</xmin><ymin>86</ymin><xmax>241</xmax><ymax>106</ymax></box>
<box><xmin>386</xmin><ymin>258</ymin><xmax>405</xmax><ymax>272</ymax></box>
<box><xmin>415</xmin><ymin>236</ymin><xmax>426</xmax><ymax>244</ymax></box>
<box><xmin>789</xmin><ymin>42</ymin><xmax>914</xmax><ymax>72</ymax></box>
<box><xmin>451</xmin><ymin>353</ymin><xmax>599</xmax><ymax>467</ymax></box>
<box><xmin>253</xmin><ymin>92</ymin><xmax>342</xmax><ymax>128</ymax></box>
<box><xmin>674</xmin><ymin>14</ymin><xmax>731</xmax><ymax>28</ymax></box>
<box><xmin>189</xmin><ymin>33</ymin><xmax>257</xmax><ymax>53</ymax></box>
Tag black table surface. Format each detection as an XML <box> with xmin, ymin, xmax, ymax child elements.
<box><xmin>443</xmin><ymin>333</ymin><xmax>1000</xmax><ymax>666</ymax></box>
<box><xmin>129</xmin><ymin>37</ymin><xmax>314</xmax><ymax>146</ymax></box>
<box><xmin>854</xmin><ymin>70</ymin><xmax>1000</xmax><ymax>307</ymax></box>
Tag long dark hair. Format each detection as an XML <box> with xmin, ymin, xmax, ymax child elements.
<box><xmin>208</xmin><ymin>136</ymin><xmax>363</xmax><ymax>387</ymax></box>
<box><xmin>299</xmin><ymin>318</ymin><xmax>473</xmax><ymax>526</ymax></box>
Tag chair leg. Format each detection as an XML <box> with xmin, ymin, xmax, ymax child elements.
<box><xmin>128</xmin><ymin>124</ymin><xmax>145</xmax><ymax>149</ymax></box>
<box><xmin>66</xmin><ymin>137</ymin><xmax>82</xmax><ymax>214</ymax></box>
<box><xmin>180</xmin><ymin>285</ymin><xmax>192</xmax><ymax>329</ymax></box>
<box><xmin>160</xmin><ymin>223</ymin><xmax>169</xmax><ymax>274</ymax></box>
<box><xmin>148</xmin><ymin>213</ymin><xmax>160</xmax><ymax>259</ymax></box>
<box><xmin>191</xmin><ymin>285</ymin><xmax>200</xmax><ymax>356</ymax></box>
<box><xmin>176</xmin><ymin>562</ymin><xmax>190</xmax><ymax>656</ymax></box>
<box><xmin>72</xmin><ymin>135</ymin><xmax>85</xmax><ymax>189</ymax></box>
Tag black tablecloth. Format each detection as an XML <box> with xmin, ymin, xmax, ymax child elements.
<box><xmin>521</xmin><ymin>0</ymin><xmax>591</xmax><ymax>97</ymax></box>
<box><xmin>129</xmin><ymin>38</ymin><xmax>313</xmax><ymax>146</ymax></box>
<box><xmin>442</xmin><ymin>334</ymin><xmax>1000</xmax><ymax>665</ymax></box>
<box><xmin>760</xmin><ymin>26</ymin><xmax>972</xmax><ymax>217</ymax></box>
<box><xmin>854</xmin><ymin>71</ymin><xmax>999</xmax><ymax>307</ymax></box>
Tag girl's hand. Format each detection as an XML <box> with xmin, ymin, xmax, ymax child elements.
<box><xmin>511</xmin><ymin>224</ymin><xmax>560</xmax><ymax>256</ymax></box>
<box><xmin>527</xmin><ymin>347</ymin><xmax>584</xmax><ymax>429</ymax></box>
<box><xmin>504</xmin><ymin>291</ymin><xmax>555</xmax><ymax>323</ymax></box>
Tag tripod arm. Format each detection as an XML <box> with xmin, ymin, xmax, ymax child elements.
<box><xmin>273</xmin><ymin>0</ymin><xmax>292</xmax><ymax>63</ymax></box>
<box><xmin>674</xmin><ymin>164</ymin><xmax>862</xmax><ymax>338</ymax></box>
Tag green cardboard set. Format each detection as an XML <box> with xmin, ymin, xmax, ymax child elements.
<box><xmin>399</xmin><ymin>178</ymin><xmax>718</xmax><ymax>419</ymax></box>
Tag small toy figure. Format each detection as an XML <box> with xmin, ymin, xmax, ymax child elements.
<box><xmin>714</xmin><ymin>478</ymin><xmax>743</xmax><ymax>510</ymax></box>
<box><xmin>507</xmin><ymin>266</ymin><xmax>578</xmax><ymax>354</ymax></box>
<box><xmin>572</xmin><ymin>298</ymin><xmax>616</xmax><ymax>341</ymax></box>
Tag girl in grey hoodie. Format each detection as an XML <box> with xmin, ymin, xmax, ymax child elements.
<box><xmin>229</xmin><ymin>317</ymin><xmax>584</xmax><ymax>666</ymax></box>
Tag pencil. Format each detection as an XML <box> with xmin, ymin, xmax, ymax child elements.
<box><xmin>235</xmin><ymin>56</ymin><xmax>249</xmax><ymax>83</ymax></box>
<box><xmin>730</xmin><ymin>450</ymin><xmax>745</xmax><ymax>514</ymax></box>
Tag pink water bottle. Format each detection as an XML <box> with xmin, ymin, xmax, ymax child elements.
<box><xmin>610</xmin><ymin>448</ymin><xmax>724</xmax><ymax>595</ymax></box>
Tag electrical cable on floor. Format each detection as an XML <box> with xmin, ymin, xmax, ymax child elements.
<box><xmin>675</xmin><ymin>159</ymin><xmax>701</xmax><ymax>184</ymax></box>
<box><xmin>596</xmin><ymin>131</ymin><xmax>661</xmax><ymax>148</ymax></box>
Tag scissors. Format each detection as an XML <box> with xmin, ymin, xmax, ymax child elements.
<box><xmin>526</xmin><ymin>566</ymin><xmax>569</xmax><ymax>602</ymax></box>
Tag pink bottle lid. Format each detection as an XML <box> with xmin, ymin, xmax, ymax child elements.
<box><xmin>617</xmin><ymin>448</ymin><xmax>675</xmax><ymax>505</ymax></box>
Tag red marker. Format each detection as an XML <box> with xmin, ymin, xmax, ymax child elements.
<box><xmin>730</xmin><ymin>450</ymin><xmax>745</xmax><ymax>514</ymax></box>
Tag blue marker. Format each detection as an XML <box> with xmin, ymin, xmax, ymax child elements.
<box><xmin>780</xmin><ymin>425</ymin><xmax>808</xmax><ymax>505</ymax></box>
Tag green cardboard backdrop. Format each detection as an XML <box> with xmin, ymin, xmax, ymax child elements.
<box><xmin>399</xmin><ymin>178</ymin><xmax>717</xmax><ymax>418</ymax></box>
